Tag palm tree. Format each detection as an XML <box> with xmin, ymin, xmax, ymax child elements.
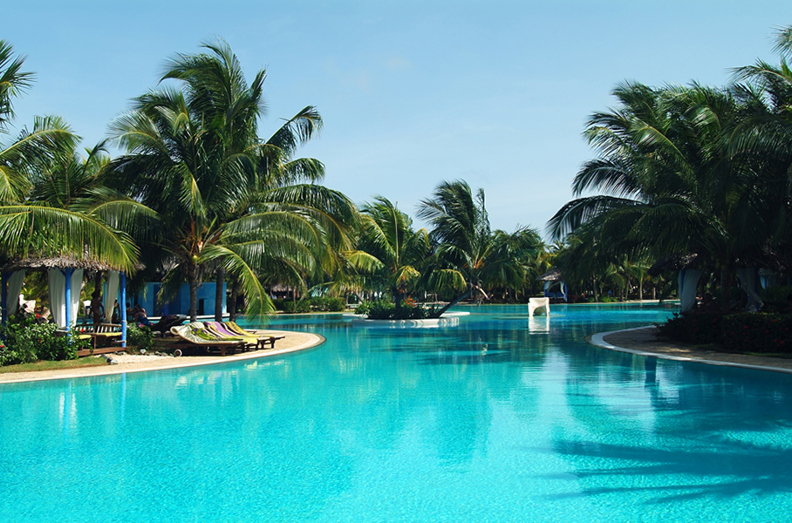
<box><xmin>479</xmin><ymin>226</ymin><xmax>542</xmax><ymax>301</ymax></box>
<box><xmin>548</xmin><ymin>82</ymin><xmax>771</xmax><ymax>310</ymax></box>
<box><xmin>732</xmin><ymin>25</ymin><xmax>792</xmax><ymax>276</ymax></box>
<box><xmin>0</xmin><ymin>42</ymin><xmax>141</xmax><ymax>274</ymax></box>
<box><xmin>347</xmin><ymin>196</ymin><xmax>430</xmax><ymax>306</ymax></box>
<box><xmin>417</xmin><ymin>180</ymin><xmax>493</xmax><ymax>315</ymax></box>
<box><xmin>0</xmin><ymin>40</ymin><xmax>33</xmax><ymax>133</ymax></box>
<box><xmin>109</xmin><ymin>40</ymin><xmax>356</xmax><ymax>321</ymax></box>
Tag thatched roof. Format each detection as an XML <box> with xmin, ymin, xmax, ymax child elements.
<box><xmin>0</xmin><ymin>254</ymin><xmax>144</xmax><ymax>273</ymax></box>
<box><xmin>537</xmin><ymin>267</ymin><xmax>563</xmax><ymax>282</ymax></box>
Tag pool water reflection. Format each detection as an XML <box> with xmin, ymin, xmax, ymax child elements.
<box><xmin>2</xmin><ymin>304</ymin><xmax>792</xmax><ymax>522</ymax></box>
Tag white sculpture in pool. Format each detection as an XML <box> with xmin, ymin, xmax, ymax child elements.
<box><xmin>528</xmin><ymin>297</ymin><xmax>550</xmax><ymax>316</ymax></box>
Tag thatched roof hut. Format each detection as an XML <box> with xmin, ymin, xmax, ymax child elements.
<box><xmin>537</xmin><ymin>267</ymin><xmax>563</xmax><ymax>282</ymax></box>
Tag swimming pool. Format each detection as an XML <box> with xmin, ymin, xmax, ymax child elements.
<box><xmin>2</xmin><ymin>304</ymin><xmax>792</xmax><ymax>522</ymax></box>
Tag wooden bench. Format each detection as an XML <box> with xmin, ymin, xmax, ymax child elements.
<box><xmin>73</xmin><ymin>323</ymin><xmax>123</xmax><ymax>353</ymax></box>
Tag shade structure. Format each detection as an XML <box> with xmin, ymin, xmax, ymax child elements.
<box><xmin>48</xmin><ymin>268</ymin><xmax>84</xmax><ymax>328</ymax></box>
<box><xmin>104</xmin><ymin>270</ymin><xmax>120</xmax><ymax>322</ymax></box>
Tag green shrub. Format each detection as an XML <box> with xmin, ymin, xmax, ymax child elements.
<box><xmin>355</xmin><ymin>301</ymin><xmax>371</xmax><ymax>315</ymax></box>
<box><xmin>657</xmin><ymin>312</ymin><xmax>722</xmax><ymax>344</ymax></box>
<box><xmin>761</xmin><ymin>300</ymin><xmax>792</xmax><ymax>314</ymax></box>
<box><xmin>366</xmin><ymin>300</ymin><xmax>396</xmax><ymax>319</ymax></box>
<box><xmin>325</xmin><ymin>297</ymin><xmax>345</xmax><ymax>311</ymax></box>
<box><xmin>304</xmin><ymin>296</ymin><xmax>344</xmax><ymax>312</ymax></box>
<box><xmin>281</xmin><ymin>300</ymin><xmax>311</xmax><ymax>313</ymax></box>
<box><xmin>760</xmin><ymin>285</ymin><xmax>792</xmax><ymax>302</ymax></box>
<box><xmin>0</xmin><ymin>317</ymin><xmax>81</xmax><ymax>366</ymax></box>
<box><xmin>271</xmin><ymin>298</ymin><xmax>288</xmax><ymax>312</ymax></box>
<box><xmin>128</xmin><ymin>325</ymin><xmax>154</xmax><ymax>352</ymax></box>
<box><xmin>363</xmin><ymin>300</ymin><xmax>430</xmax><ymax>320</ymax></box>
<box><xmin>308</xmin><ymin>296</ymin><xmax>326</xmax><ymax>310</ymax></box>
<box><xmin>658</xmin><ymin>311</ymin><xmax>792</xmax><ymax>354</ymax></box>
<box><xmin>719</xmin><ymin>313</ymin><xmax>792</xmax><ymax>353</ymax></box>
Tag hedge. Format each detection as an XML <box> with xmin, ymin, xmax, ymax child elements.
<box><xmin>658</xmin><ymin>312</ymin><xmax>792</xmax><ymax>353</ymax></box>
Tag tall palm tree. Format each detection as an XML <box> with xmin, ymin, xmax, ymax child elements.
<box><xmin>548</xmin><ymin>82</ymin><xmax>770</xmax><ymax>309</ymax></box>
<box><xmin>347</xmin><ymin>196</ymin><xmax>430</xmax><ymax>306</ymax></box>
<box><xmin>732</xmin><ymin>25</ymin><xmax>792</xmax><ymax>275</ymax></box>
<box><xmin>109</xmin><ymin>40</ymin><xmax>356</xmax><ymax>320</ymax></box>
<box><xmin>479</xmin><ymin>226</ymin><xmax>542</xmax><ymax>301</ymax></box>
<box><xmin>417</xmin><ymin>180</ymin><xmax>493</xmax><ymax>315</ymax></box>
<box><xmin>0</xmin><ymin>41</ymin><xmax>141</xmax><ymax>273</ymax></box>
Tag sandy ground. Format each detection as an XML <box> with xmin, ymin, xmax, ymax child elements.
<box><xmin>590</xmin><ymin>326</ymin><xmax>792</xmax><ymax>374</ymax></box>
<box><xmin>0</xmin><ymin>330</ymin><xmax>324</xmax><ymax>384</ymax></box>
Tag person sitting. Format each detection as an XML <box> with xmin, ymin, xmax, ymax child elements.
<box><xmin>90</xmin><ymin>295</ymin><xmax>105</xmax><ymax>331</ymax></box>
<box><xmin>111</xmin><ymin>299</ymin><xmax>121</xmax><ymax>324</ymax></box>
<box><xmin>132</xmin><ymin>304</ymin><xmax>152</xmax><ymax>327</ymax></box>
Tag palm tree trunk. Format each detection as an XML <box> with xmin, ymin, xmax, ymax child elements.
<box><xmin>433</xmin><ymin>288</ymin><xmax>472</xmax><ymax>317</ymax></box>
<box><xmin>721</xmin><ymin>262</ymin><xmax>733</xmax><ymax>313</ymax></box>
<box><xmin>214</xmin><ymin>267</ymin><xmax>225</xmax><ymax>322</ymax></box>
<box><xmin>229</xmin><ymin>278</ymin><xmax>240</xmax><ymax>322</ymax></box>
<box><xmin>91</xmin><ymin>271</ymin><xmax>103</xmax><ymax>331</ymax></box>
<box><xmin>188</xmin><ymin>264</ymin><xmax>200</xmax><ymax>322</ymax></box>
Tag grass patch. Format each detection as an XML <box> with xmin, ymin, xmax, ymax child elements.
<box><xmin>0</xmin><ymin>356</ymin><xmax>108</xmax><ymax>374</ymax></box>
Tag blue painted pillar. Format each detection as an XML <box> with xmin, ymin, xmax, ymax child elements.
<box><xmin>1</xmin><ymin>271</ymin><xmax>7</xmax><ymax>325</ymax></box>
<box><xmin>64</xmin><ymin>268</ymin><xmax>73</xmax><ymax>329</ymax></box>
<box><xmin>120</xmin><ymin>272</ymin><xmax>127</xmax><ymax>347</ymax></box>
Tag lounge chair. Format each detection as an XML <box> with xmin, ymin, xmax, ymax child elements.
<box><xmin>170</xmin><ymin>322</ymin><xmax>246</xmax><ymax>356</ymax></box>
<box><xmin>151</xmin><ymin>314</ymin><xmax>188</xmax><ymax>336</ymax></box>
<box><xmin>226</xmin><ymin>321</ymin><xmax>285</xmax><ymax>349</ymax></box>
<box><xmin>207</xmin><ymin>321</ymin><xmax>286</xmax><ymax>350</ymax></box>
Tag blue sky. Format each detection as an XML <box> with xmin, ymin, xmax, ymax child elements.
<box><xmin>4</xmin><ymin>1</ymin><xmax>791</xmax><ymax>236</ymax></box>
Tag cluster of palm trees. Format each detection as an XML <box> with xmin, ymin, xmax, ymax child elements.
<box><xmin>547</xmin><ymin>24</ymin><xmax>792</xmax><ymax>309</ymax></box>
<box><xmin>1</xmin><ymin>39</ymin><xmax>553</xmax><ymax>322</ymax></box>
<box><xmin>20</xmin><ymin>21</ymin><xmax>789</xmax><ymax>320</ymax></box>
<box><xmin>346</xmin><ymin>183</ymin><xmax>545</xmax><ymax>315</ymax></box>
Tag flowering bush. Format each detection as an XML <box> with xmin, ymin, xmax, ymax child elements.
<box><xmin>719</xmin><ymin>314</ymin><xmax>792</xmax><ymax>353</ymax></box>
<box><xmin>657</xmin><ymin>312</ymin><xmax>723</xmax><ymax>344</ymax></box>
<box><xmin>360</xmin><ymin>300</ymin><xmax>430</xmax><ymax>320</ymax></box>
<box><xmin>658</xmin><ymin>311</ymin><xmax>792</xmax><ymax>354</ymax></box>
<box><xmin>0</xmin><ymin>316</ymin><xmax>83</xmax><ymax>365</ymax></box>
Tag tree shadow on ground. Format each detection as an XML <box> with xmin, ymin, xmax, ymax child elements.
<box><xmin>535</xmin><ymin>438</ymin><xmax>792</xmax><ymax>503</ymax></box>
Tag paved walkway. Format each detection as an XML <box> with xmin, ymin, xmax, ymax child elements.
<box><xmin>589</xmin><ymin>326</ymin><xmax>792</xmax><ymax>374</ymax></box>
<box><xmin>0</xmin><ymin>330</ymin><xmax>324</xmax><ymax>384</ymax></box>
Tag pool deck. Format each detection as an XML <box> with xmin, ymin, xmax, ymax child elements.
<box><xmin>6</xmin><ymin>323</ymin><xmax>792</xmax><ymax>383</ymax></box>
<box><xmin>0</xmin><ymin>330</ymin><xmax>325</xmax><ymax>384</ymax></box>
<box><xmin>589</xmin><ymin>325</ymin><xmax>792</xmax><ymax>375</ymax></box>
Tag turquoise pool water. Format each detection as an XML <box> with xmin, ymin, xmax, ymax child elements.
<box><xmin>3</xmin><ymin>304</ymin><xmax>792</xmax><ymax>521</ymax></box>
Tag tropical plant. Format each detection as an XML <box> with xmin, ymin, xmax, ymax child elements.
<box><xmin>109</xmin><ymin>40</ymin><xmax>357</xmax><ymax>321</ymax></box>
<box><xmin>731</xmin><ymin>24</ymin><xmax>792</xmax><ymax>277</ymax></box>
<box><xmin>548</xmin><ymin>82</ymin><xmax>773</xmax><ymax>309</ymax></box>
<box><xmin>347</xmin><ymin>196</ymin><xmax>430</xmax><ymax>306</ymax></box>
<box><xmin>417</xmin><ymin>180</ymin><xmax>493</xmax><ymax>315</ymax></box>
<box><xmin>0</xmin><ymin>41</ymin><xmax>143</xmax><ymax>274</ymax></box>
<box><xmin>479</xmin><ymin>226</ymin><xmax>543</xmax><ymax>301</ymax></box>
